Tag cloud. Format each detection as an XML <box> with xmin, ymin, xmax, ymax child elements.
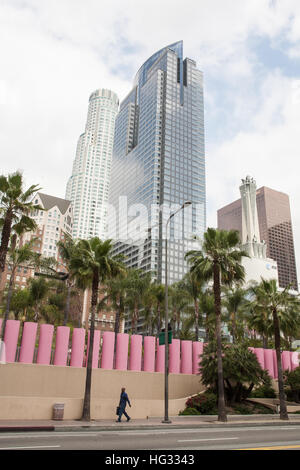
<box><xmin>0</xmin><ymin>0</ymin><xmax>300</xmax><ymax>281</ymax></box>
<box><xmin>207</xmin><ymin>72</ymin><xmax>300</xmax><ymax>279</ymax></box>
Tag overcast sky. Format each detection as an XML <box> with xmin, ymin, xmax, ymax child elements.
<box><xmin>0</xmin><ymin>0</ymin><xmax>300</xmax><ymax>282</ymax></box>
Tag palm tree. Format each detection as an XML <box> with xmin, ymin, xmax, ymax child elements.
<box><xmin>251</xmin><ymin>278</ymin><xmax>300</xmax><ymax>420</ymax></box>
<box><xmin>150</xmin><ymin>283</ymin><xmax>165</xmax><ymax>333</ymax></box>
<box><xmin>0</xmin><ymin>238</ymin><xmax>40</xmax><ymax>340</ymax></box>
<box><xmin>168</xmin><ymin>283</ymin><xmax>190</xmax><ymax>338</ymax></box>
<box><xmin>185</xmin><ymin>228</ymin><xmax>248</xmax><ymax>422</ymax></box>
<box><xmin>57</xmin><ymin>237</ymin><xmax>78</xmax><ymax>326</ymax></box>
<box><xmin>223</xmin><ymin>286</ymin><xmax>248</xmax><ymax>343</ymax></box>
<box><xmin>199</xmin><ymin>288</ymin><xmax>216</xmax><ymax>342</ymax></box>
<box><xmin>0</xmin><ymin>171</ymin><xmax>42</xmax><ymax>278</ymax></box>
<box><xmin>125</xmin><ymin>269</ymin><xmax>152</xmax><ymax>334</ymax></box>
<box><xmin>28</xmin><ymin>277</ymin><xmax>49</xmax><ymax>322</ymax></box>
<box><xmin>69</xmin><ymin>237</ymin><xmax>125</xmax><ymax>421</ymax></box>
<box><xmin>179</xmin><ymin>272</ymin><xmax>204</xmax><ymax>342</ymax></box>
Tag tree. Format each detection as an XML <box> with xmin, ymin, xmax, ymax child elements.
<box><xmin>28</xmin><ymin>277</ymin><xmax>49</xmax><ymax>322</ymax></box>
<box><xmin>57</xmin><ymin>237</ymin><xmax>78</xmax><ymax>326</ymax></box>
<box><xmin>0</xmin><ymin>171</ymin><xmax>41</xmax><ymax>279</ymax></box>
<box><xmin>199</xmin><ymin>288</ymin><xmax>215</xmax><ymax>342</ymax></box>
<box><xmin>125</xmin><ymin>269</ymin><xmax>152</xmax><ymax>334</ymax></box>
<box><xmin>185</xmin><ymin>228</ymin><xmax>248</xmax><ymax>422</ymax></box>
<box><xmin>251</xmin><ymin>278</ymin><xmax>300</xmax><ymax>420</ymax></box>
<box><xmin>223</xmin><ymin>286</ymin><xmax>248</xmax><ymax>343</ymax></box>
<box><xmin>9</xmin><ymin>288</ymin><xmax>31</xmax><ymax>320</ymax></box>
<box><xmin>200</xmin><ymin>341</ymin><xmax>272</xmax><ymax>404</ymax></box>
<box><xmin>150</xmin><ymin>283</ymin><xmax>165</xmax><ymax>334</ymax></box>
<box><xmin>69</xmin><ymin>237</ymin><xmax>125</xmax><ymax>421</ymax></box>
<box><xmin>1</xmin><ymin>239</ymin><xmax>35</xmax><ymax>338</ymax></box>
<box><xmin>169</xmin><ymin>283</ymin><xmax>190</xmax><ymax>338</ymax></box>
<box><xmin>179</xmin><ymin>272</ymin><xmax>204</xmax><ymax>342</ymax></box>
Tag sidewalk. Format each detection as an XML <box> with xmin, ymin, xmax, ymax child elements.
<box><xmin>1</xmin><ymin>414</ymin><xmax>300</xmax><ymax>432</ymax></box>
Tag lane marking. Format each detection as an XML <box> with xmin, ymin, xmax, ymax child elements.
<box><xmin>236</xmin><ymin>444</ymin><xmax>300</xmax><ymax>450</ymax></box>
<box><xmin>178</xmin><ymin>437</ymin><xmax>239</xmax><ymax>442</ymax></box>
<box><xmin>0</xmin><ymin>445</ymin><xmax>61</xmax><ymax>450</ymax></box>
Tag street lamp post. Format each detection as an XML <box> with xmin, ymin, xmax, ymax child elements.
<box><xmin>162</xmin><ymin>200</ymin><xmax>192</xmax><ymax>424</ymax></box>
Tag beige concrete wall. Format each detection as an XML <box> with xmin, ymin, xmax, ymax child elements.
<box><xmin>0</xmin><ymin>364</ymin><xmax>204</xmax><ymax>420</ymax></box>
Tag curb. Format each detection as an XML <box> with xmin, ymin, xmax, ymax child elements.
<box><xmin>0</xmin><ymin>426</ymin><xmax>55</xmax><ymax>433</ymax></box>
<box><xmin>53</xmin><ymin>421</ymin><xmax>300</xmax><ymax>432</ymax></box>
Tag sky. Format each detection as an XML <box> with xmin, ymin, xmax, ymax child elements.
<box><xmin>0</xmin><ymin>0</ymin><xmax>300</xmax><ymax>282</ymax></box>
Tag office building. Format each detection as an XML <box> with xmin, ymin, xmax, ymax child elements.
<box><xmin>218</xmin><ymin>182</ymin><xmax>297</xmax><ymax>290</ymax></box>
<box><xmin>109</xmin><ymin>41</ymin><xmax>206</xmax><ymax>285</ymax></box>
<box><xmin>66</xmin><ymin>88</ymin><xmax>119</xmax><ymax>240</ymax></box>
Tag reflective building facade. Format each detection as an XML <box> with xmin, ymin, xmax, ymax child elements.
<box><xmin>109</xmin><ymin>41</ymin><xmax>206</xmax><ymax>284</ymax></box>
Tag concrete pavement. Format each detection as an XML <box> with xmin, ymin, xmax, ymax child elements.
<box><xmin>1</xmin><ymin>414</ymin><xmax>300</xmax><ymax>433</ymax></box>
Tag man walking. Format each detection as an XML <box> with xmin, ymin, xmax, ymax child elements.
<box><xmin>116</xmin><ymin>387</ymin><xmax>131</xmax><ymax>422</ymax></box>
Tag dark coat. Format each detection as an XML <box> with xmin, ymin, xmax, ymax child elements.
<box><xmin>119</xmin><ymin>391</ymin><xmax>131</xmax><ymax>410</ymax></box>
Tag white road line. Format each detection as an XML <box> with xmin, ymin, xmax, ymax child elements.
<box><xmin>0</xmin><ymin>445</ymin><xmax>61</xmax><ymax>450</ymax></box>
<box><xmin>0</xmin><ymin>432</ymin><xmax>100</xmax><ymax>439</ymax></box>
<box><xmin>177</xmin><ymin>437</ymin><xmax>239</xmax><ymax>442</ymax></box>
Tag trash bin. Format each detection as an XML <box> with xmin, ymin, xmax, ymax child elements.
<box><xmin>52</xmin><ymin>403</ymin><xmax>64</xmax><ymax>420</ymax></box>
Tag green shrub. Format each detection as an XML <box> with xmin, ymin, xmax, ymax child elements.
<box><xmin>234</xmin><ymin>404</ymin><xmax>253</xmax><ymax>415</ymax></box>
<box><xmin>250</xmin><ymin>385</ymin><xmax>276</xmax><ymax>399</ymax></box>
<box><xmin>185</xmin><ymin>392</ymin><xmax>217</xmax><ymax>415</ymax></box>
<box><xmin>179</xmin><ymin>407</ymin><xmax>201</xmax><ymax>415</ymax></box>
<box><xmin>253</xmin><ymin>405</ymin><xmax>275</xmax><ymax>415</ymax></box>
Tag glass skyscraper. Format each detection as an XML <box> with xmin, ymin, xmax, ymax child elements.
<box><xmin>66</xmin><ymin>88</ymin><xmax>119</xmax><ymax>240</ymax></box>
<box><xmin>109</xmin><ymin>41</ymin><xmax>206</xmax><ymax>284</ymax></box>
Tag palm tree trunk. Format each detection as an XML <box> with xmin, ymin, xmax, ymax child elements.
<box><xmin>157</xmin><ymin>305</ymin><xmax>161</xmax><ymax>333</ymax></box>
<box><xmin>113</xmin><ymin>297</ymin><xmax>121</xmax><ymax>368</ymax></box>
<box><xmin>262</xmin><ymin>335</ymin><xmax>268</xmax><ymax>349</ymax></box>
<box><xmin>0</xmin><ymin>209</ymin><xmax>13</xmax><ymax>275</ymax></box>
<box><xmin>63</xmin><ymin>281</ymin><xmax>71</xmax><ymax>326</ymax></box>
<box><xmin>0</xmin><ymin>269</ymin><xmax>15</xmax><ymax>341</ymax></box>
<box><xmin>81</xmin><ymin>269</ymin><xmax>99</xmax><ymax>421</ymax></box>
<box><xmin>273</xmin><ymin>309</ymin><xmax>288</xmax><ymax>420</ymax></box>
<box><xmin>194</xmin><ymin>300</ymin><xmax>199</xmax><ymax>342</ymax></box>
<box><xmin>213</xmin><ymin>262</ymin><xmax>227</xmax><ymax>422</ymax></box>
<box><xmin>231</xmin><ymin>312</ymin><xmax>236</xmax><ymax>343</ymax></box>
<box><xmin>205</xmin><ymin>312</ymin><xmax>210</xmax><ymax>342</ymax></box>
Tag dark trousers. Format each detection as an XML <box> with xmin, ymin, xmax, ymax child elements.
<box><xmin>117</xmin><ymin>406</ymin><xmax>130</xmax><ymax>421</ymax></box>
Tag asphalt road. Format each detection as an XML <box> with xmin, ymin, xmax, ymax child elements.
<box><xmin>0</xmin><ymin>425</ymin><xmax>300</xmax><ymax>450</ymax></box>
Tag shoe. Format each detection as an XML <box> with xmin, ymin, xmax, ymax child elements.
<box><xmin>116</xmin><ymin>420</ymin><xmax>121</xmax><ymax>422</ymax></box>
<box><xmin>127</xmin><ymin>417</ymin><xmax>131</xmax><ymax>422</ymax></box>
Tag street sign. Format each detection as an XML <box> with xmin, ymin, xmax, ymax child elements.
<box><xmin>159</xmin><ymin>330</ymin><xmax>172</xmax><ymax>345</ymax></box>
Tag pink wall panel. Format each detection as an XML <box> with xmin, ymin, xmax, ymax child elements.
<box><xmin>281</xmin><ymin>350</ymin><xmax>292</xmax><ymax>372</ymax></box>
<box><xmin>155</xmin><ymin>339</ymin><xmax>165</xmax><ymax>373</ymax></box>
<box><xmin>264</xmin><ymin>349</ymin><xmax>275</xmax><ymax>378</ymax></box>
<box><xmin>86</xmin><ymin>330</ymin><xmax>101</xmax><ymax>369</ymax></box>
<box><xmin>181</xmin><ymin>340</ymin><xmax>193</xmax><ymax>374</ymax></box>
<box><xmin>0</xmin><ymin>318</ymin><xmax>4</xmax><ymax>364</ymax></box>
<box><xmin>254</xmin><ymin>348</ymin><xmax>265</xmax><ymax>370</ymax></box>
<box><xmin>273</xmin><ymin>350</ymin><xmax>278</xmax><ymax>379</ymax></box>
<box><xmin>169</xmin><ymin>339</ymin><xmax>180</xmax><ymax>374</ymax></box>
<box><xmin>129</xmin><ymin>335</ymin><xmax>142</xmax><ymax>371</ymax></box>
<box><xmin>193</xmin><ymin>342</ymin><xmax>204</xmax><ymax>374</ymax></box>
<box><xmin>115</xmin><ymin>333</ymin><xmax>129</xmax><ymax>370</ymax></box>
<box><xmin>100</xmin><ymin>332</ymin><xmax>115</xmax><ymax>370</ymax></box>
<box><xmin>143</xmin><ymin>336</ymin><xmax>156</xmax><ymax>372</ymax></box>
<box><xmin>291</xmin><ymin>351</ymin><xmax>300</xmax><ymax>371</ymax></box>
<box><xmin>53</xmin><ymin>326</ymin><xmax>70</xmax><ymax>366</ymax></box>
<box><xmin>4</xmin><ymin>320</ymin><xmax>20</xmax><ymax>363</ymax></box>
<box><xmin>70</xmin><ymin>328</ymin><xmax>85</xmax><ymax>367</ymax></box>
<box><xmin>19</xmin><ymin>322</ymin><xmax>38</xmax><ymax>364</ymax></box>
<box><xmin>36</xmin><ymin>324</ymin><xmax>54</xmax><ymax>365</ymax></box>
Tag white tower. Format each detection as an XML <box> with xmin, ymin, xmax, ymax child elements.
<box><xmin>240</xmin><ymin>176</ymin><xmax>267</xmax><ymax>258</ymax></box>
<box><xmin>239</xmin><ymin>176</ymin><xmax>278</xmax><ymax>284</ymax></box>
<box><xmin>66</xmin><ymin>89</ymin><xmax>119</xmax><ymax>240</ymax></box>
